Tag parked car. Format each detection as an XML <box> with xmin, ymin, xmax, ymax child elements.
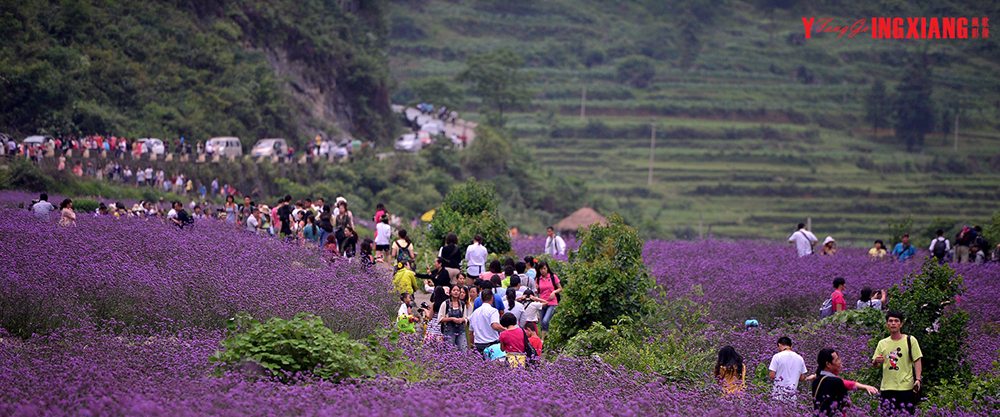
<box><xmin>207</xmin><ymin>137</ymin><xmax>243</xmax><ymax>157</ymax></box>
<box><xmin>251</xmin><ymin>138</ymin><xmax>288</xmax><ymax>157</ymax></box>
<box><xmin>421</xmin><ymin>121</ymin><xmax>447</xmax><ymax>136</ymax></box>
<box><xmin>22</xmin><ymin>135</ymin><xmax>54</xmax><ymax>146</ymax></box>
<box><xmin>136</xmin><ymin>138</ymin><xmax>165</xmax><ymax>155</ymax></box>
<box><xmin>394</xmin><ymin>134</ymin><xmax>421</xmax><ymax>152</ymax></box>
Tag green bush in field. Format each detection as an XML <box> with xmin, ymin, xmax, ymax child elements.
<box><xmin>211</xmin><ymin>313</ymin><xmax>401</xmax><ymax>383</ymax></box>
<box><xmin>5</xmin><ymin>160</ymin><xmax>54</xmax><ymax>192</ymax></box>
<box><xmin>546</xmin><ymin>214</ymin><xmax>653</xmax><ymax>351</ymax></box>
<box><xmin>428</xmin><ymin>179</ymin><xmax>511</xmax><ymax>257</ymax></box>
<box><xmin>615</xmin><ymin>55</ymin><xmax>656</xmax><ymax>88</ymax></box>
<box><xmin>72</xmin><ymin>198</ymin><xmax>100</xmax><ymax>214</ymax></box>
<box><xmin>855</xmin><ymin>259</ymin><xmax>969</xmax><ymax>393</ymax></box>
<box><xmin>885</xmin><ymin>214</ymin><xmax>914</xmax><ymax>248</ymax></box>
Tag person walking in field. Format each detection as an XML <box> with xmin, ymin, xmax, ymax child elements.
<box><xmin>929</xmin><ymin>229</ymin><xmax>950</xmax><ymax>264</ymax></box>
<box><xmin>768</xmin><ymin>336</ymin><xmax>807</xmax><ymax>401</ymax></box>
<box><xmin>812</xmin><ymin>347</ymin><xmax>880</xmax><ymax>415</ymax></box>
<box><xmin>545</xmin><ymin>226</ymin><xmax>566</xmax><ymax>256</ymax></box>
<box><xmin>871</xmin><ymin>310</ymin><xmax>923</xmax><ymax>415</ymax></box>
<box><xmin>788</xmin><ymin>223</ymin><xmax>818</xmax><ymax>257</ymax></box>
<box><xmin>891</xmin><ymin>234</ymin><xmax>916</xmax><ymax>261</ymax></box>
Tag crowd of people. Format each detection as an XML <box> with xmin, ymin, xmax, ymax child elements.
<box><xmin>788</xmin><ymin>222</ymin><xmax>999</xmax><ymax>264</ymax></box>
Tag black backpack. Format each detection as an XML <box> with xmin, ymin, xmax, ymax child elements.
<box><xmin>932</xmin><ymin>239</ymin><xmax>948</xmax><ymax>259</ymax></box>
<box><xmin>975</xmin><ymin>236</ymin><xmax>989</xmax><ymax>254</ymax></box>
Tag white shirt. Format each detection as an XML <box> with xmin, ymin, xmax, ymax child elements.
<box><xmin>468</xmin><ymin>303</ymin><xmax>500</xmax><ymax>344</ymax></box>
<box><xmin>397</xmin><ymin>303</ymin><xmax>409</xmax><ymax>318</ymax></box>
<box><xmin>768</xmin><ymin>349</ymin><xmax>807</xmax><ymax>391</ymax></box>
<box><xmin>167</xmin><ymin>209</ymin><xmax>177</xmax><ymax>219</ymax></box>
<box><xmin>787</xmin><ymin>228</ymin><xmax>818</xmax><ymax>257</ymax></box>
<box><xmin>545</xmin><ymin>235</ymin><xmax>566</xmax><ymax>255</ymax></box>
<box><xmin>523</xmin><ymin>301</ymin><xmax>544</xmax><ymax>323</ymax></box>
<box><xmin>929</xmin><ymin>237</ymin><xmax>951</xmax><ymax>252</ymax></box>
<box><xmin>505</xmin><ymin>299</ymin><xmax>526</xmax><ymax>327</ymax></box>
<box><xmin>246</xmin><ymin>215</ymin><xmax>259</xmax><ymax>231</ymax></box>
<box><xmin>465</xmin><ymin>243</ymin><xmax>488</xmax><ymax>276</ymax></box>
<box><xmin>32</xmin><ymin>201</ymin><xmax>56</xmax><ymax>217</ymax></box>
<box><xmin>375</xmin><ymin>223</ymin><xmax>392</xmax><ymax>245</ymax></box>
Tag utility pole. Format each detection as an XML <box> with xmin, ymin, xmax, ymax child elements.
<box><xmin>698</xmin><ymin>212</ymin><xmax>704</xmax><ymax>239</ymax></box>
<box><xmin>580</xmin><ymin>85</ymin><xmax>586</xmax><ymax>122</ymax></box>
<box><xmin>648</xmin><ymin>122</ymin><xmax>655</xmax><ymax>186</ymax></box>
<box><xmin>807</xmin><ymin>217</ymin><xmax>812</xmax><ymax>232</ymax></box>
<box><xmin>954</xmin><ymin>112</ymin><xmax>959</xmax><ymax>152</ymax></box>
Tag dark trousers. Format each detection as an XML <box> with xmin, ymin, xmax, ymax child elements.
<box><xmin>880</xmin><ymin>390</ymin><xmax>917</xmax><ymax>414</ymax></box>
<box><xmin>475</xmin><ymin>341</ymin><xmax>498</xmax><ymax>356</ymax></box>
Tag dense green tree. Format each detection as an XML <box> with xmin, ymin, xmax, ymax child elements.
<box><xmin>615</xmin><ymin>55</ymin><xmax>656</xmax><ymax>88</ymax></box>
<box><xmin>865</xmin><ymin>78</ymin><xmax>890</xmax><ymax>139</ymax></box>
<box><xmin>456</xmin><ymin>48</ymin><xmax>532</xmax><ymax>128</ymax></box>
<box><xmin>461</xmin><ymin>125</ymin><xmax>511</xmax><ymax>179</ymax></box>
<box><xmin>546</xmin><ymin>215</ymin><xmax>654</xmax><ymax>352</ymax></box>
<box><xmin>892</xmin><ymin>55</ymin><xmax>935</xmax><ymax>152</ymax></box>
<box><xmin>428</xmin><ymin>179</ymin><xmax>512</xmax><ymax>256</ymax></box>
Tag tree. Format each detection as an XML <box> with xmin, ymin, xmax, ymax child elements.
<box><xmin>546</xmin><ymin>215</ymin><xmax>654</xmax><ymax>352</ymax></box>
<box><xmin>428</xmin><ymin>179</ymin><xmax>512</xmax><ymax>257</ymax></box>
<box><xmin>615</xmin><ymin>55</ymin><xmax>656</xmax><ymax>88</ymax></box>
<box><xmin>461</xmin><ymin>125</ymin><xmax>511</xmax><ymax>179</ymax></box>
<box><xmin>408</xmin><ymin>77</ymin><xmax>465</xmax><ymax>111</ymax></box>
<box><xmin>677</xmin><ymin>10</ymin><xmax>701</xmax><ymax>69</ymax></box>
<box><xmin>892</xmin><ymin>54</ymin><xmax>935</xmax><ymax>152</ymax></box>
<box><xmin>456</xmin><ymin>48</ymin><xmax>532</xmax><ymax>128</ymax></box>
<box><xmin>865</xmin><ymin>78</ymin><xmax>889</xmax><ymax>139</ymax></box>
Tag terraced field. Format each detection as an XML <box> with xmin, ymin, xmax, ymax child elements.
<box><xmin>388</xmin><ymin>0</ymin><xmax>1000</xmax><ymax>244</ymax></box>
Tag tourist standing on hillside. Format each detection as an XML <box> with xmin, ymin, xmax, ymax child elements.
<box><xmin>929</xmin><ymin>229</ymin><xmax>951</xmax><ymax>264</ymax></box>
<box><xmin>317</xmin><ymin>206</ymin><xmax>333</xmax><ymax>248</ymax></box>
<box><xmin>813</xmin><ymin>347</ymin><xmax>880</xmax><ymax>415</ymax></box>
<box><xmin>768</xmin><ymin>337</ymin><xmax>807</xmax><ymax>401</ymax></box>
<box><xmin>277</xmin><ymin>195</ymin><xmax>293</xmax><ymax>238</ymax></box>
<box><xmin>954</xmin><ymin>226</ymin><xmax>978</xmax><ymax>263</ymax></box>
<box><xmin>536</xmin><ymin>261</ymin><xmax>562</xmax><ymax>340</ymax></box>
<box><xmin>545</xmin><ymin>227</ymin><xmax>566</xmax><ymax>256</ymax></box>
<box><xmin>334</xmin><ymin>201</ymin><xmax>354</xmax><ymax>253</ymax></box>
<box><xmin>375</xmin><ymin>214</ymin><xmax>392</xmax><ymax>260</ymax></box>
<box><xmin>891</xmin><ymin>235</ymin><xmax>916</xmax><ymax>261</ymax></box>
<box><xmin>416</xmin><ymin>257</ymin><xmax>451</xmax><ymax>300</ymax></box>
<box><xmin>515</xmin><ymin>261</ymin><xmax>536</xmax><ymax>293</ymax></box>
<box><xmin>341</xmin><ymin>226</ymin><xmax>358</xmax><ymax>258</ymax></box>
<box><xmin>391</xmin><ymin>229</ymin><xmax>415</xmax><ymax>271</ymax></box>
<box><xmin>832</xmin><ymin>277</ymin><xmax>847</xmax><ymax>314</ymax></box>
<box><xmin>465</xmin><ymin>234</ymin><xmax>488</xmax><ymax>284</ymax></box>
<box><xmin>438</xmin><ymin>233</ymin><xmax>462</xmax><ymax>285</ymax></box>
<box><xmin>872</xmin><ymin>311</ymin><xmax>923</xmax><ymax>415</ymax></box>
<box><xmin>714</xmin><ymin>346</ymin><xmax>746</xmax><ymax>395</ymax></box>
<box><xmin>788</xmin><ymin>223</ymin><xmax>818</xmax><ymax>257</ymax></box>
<box><xmin>31</xmin><ymin>193</ymin><xmax>56</xmax><ymax>218</ymax></box>
<box><xmin>239</xmin><ymin>196</ymin><xmax>255</xmax><ymax>225</ymax></box>
<box><xmin>223</xmin><ymin>195</ymin><xmax>237</xmax><ymax>224</ymax></box>
<box><xmin>58</xmin><ymin>199</ymin><xmax>76</xmax><ymax>226</ymax></box>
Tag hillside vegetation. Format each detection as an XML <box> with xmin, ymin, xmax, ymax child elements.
<box><xmin>388</xmin><ymin>0</ymin><xmax>1000</xmax><ymax>243</ymax></box>
<box><xmin>0</xmin><ymin>0</ymin><xmax>394</xmax><ymax>147</ymax></box>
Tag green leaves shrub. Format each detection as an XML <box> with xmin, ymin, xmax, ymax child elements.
<box><xmin>211</xmin><ymin>313</ymin><xmax>400</xmax><ymax>383</ymax></box>
<box><xmin>428</xmin><ymin>179</ymin><xmax>511</xmax><ymax>256</ymax></box>
<box><xmin>546</xmin><ymin>214</ymin><xmax>653</xmax><ymax>351</ymax></box>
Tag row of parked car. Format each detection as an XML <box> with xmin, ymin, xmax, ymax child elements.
<box><xmin>7</xmin><ymin>134</ymin><xmax>352</xmax><ymax>159</ymax></box>
<box><xmin>392</xmin><ymin>106</ymin><xmax>459</xmax><ymax>152</ymax></box>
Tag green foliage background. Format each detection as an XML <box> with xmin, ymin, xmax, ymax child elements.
<box><xmin>428</xmin><ymin>178</ymin><xmax>511</xmax><ymax>256</ymax></box>
<box><xmin>0</xmin><ymin>0</ymin><xmax>393</xmax><ymax>147</ymax></box>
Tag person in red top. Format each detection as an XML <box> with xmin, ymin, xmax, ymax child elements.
<box><xmin>498</xmin><ymin>313</ymin><xmax>526</xmax><ymax>353</ymax></box>
<box><xmin>831</xmin><ymin>277</ymin><xmax>847</xmax><ymax>314</ymax></box>
<box><xmin>524</xmin><ymin>322</ymin><xmax>543</xmax><ymax>353</ymax></box>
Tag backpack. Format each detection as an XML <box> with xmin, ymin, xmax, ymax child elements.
<box><xmin>819</xmin><ymin>297</ymin><xmax>834</xmax><ymax>318</ymax></box>
<box><xmin>957</xmin><ymin>227</ymin><xmax>972</xmax><ymax>245</ymax></box>
<box><xmin>522</xmin><ymin>328</ymin><xmax>539</xmax><ymax>365</ymax></box>
<box><xmin>975</xmin><ymin>235</ymin><xmax>989</xmax><ymax>253</ymax></box>
<box><xmin>932</xmin><ymin>239</ymin><xmax>948</xmax><ymax>259</ymax></box>
<box><xmin>395</xmin><ymin>241</ymin><xmax>413</xmax><ymax>268</ymax></box>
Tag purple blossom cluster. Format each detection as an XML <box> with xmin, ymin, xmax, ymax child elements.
<box><xmin>510</xmin><ymin>234</ymin><xmax>577</xmax><ymax>260</ymax></box>
<box><xmin>1</xmin><ymin>208</ymin><xmax>997</xmax><ymax>416</ymax></box>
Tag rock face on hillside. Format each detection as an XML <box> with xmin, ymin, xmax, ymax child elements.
<box><xmin>262</xmin><ymin>47</ymin><xmax>355</xmax><ymax>142</ymax></box>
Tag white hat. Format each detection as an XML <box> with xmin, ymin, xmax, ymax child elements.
<box><xmin>823</xmin><ymin>236</ymin><xmax>836</xmax><ymax>245</ymax></box>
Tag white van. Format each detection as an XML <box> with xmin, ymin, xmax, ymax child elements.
<box><xmin>251</xmin><ymin>138</ymin><xmax>287</xmax><ymax>157</ymax></box>
<box><xmin>207</xmin><ymin>137</ymin><xmax>243</xmax><ymax>157</ymax></box>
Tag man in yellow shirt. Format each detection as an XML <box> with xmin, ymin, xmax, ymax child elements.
<box><xmin>871</xmin><ymin>310</ymin><xmax>923</xmax><ymax>414</ymax></box>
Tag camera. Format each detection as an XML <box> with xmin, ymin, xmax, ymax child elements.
<box><xmin>420</xmin><ymin>302</ymin><xmax>429</xmax><ymax>309</ymax></box>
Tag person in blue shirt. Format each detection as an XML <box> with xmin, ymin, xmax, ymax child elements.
<box><xmin>891</xmin><ymin>234</ymin><xmax>916</xmax><ymax>261</ymax></box>
<box><xmin>472</xmin><ymin>282</ymin><xmax>506</xmax><ymax>314</ymax></box>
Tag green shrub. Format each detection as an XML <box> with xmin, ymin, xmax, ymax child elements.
<box><xmin>211</xmin><ymin>313</ymin><xmax>400</xmax><ymax>383</ymax></box>
<box><xmin>926</xmin><ymin>357</ymin><xmax>1000</xmax><ymax>411</ymax></box>
<box><xmin>71</xmin><ymin>198</ymin><xmax>100</xmax><ymax>214</ymax></box>
<box><xmin>982</xmin><ymin>211</ymin><xmax>1000</xmax><ymax>248</ymax></box>
<box><xmin>884</xmin><ymin>214</ymin><xmax>914</xmax><ymax>248</ymax></box>
<box><xmin>560</xmin><ymin>291</ymin><xmax>714</xmax><ymax>382</ymax></box>
<box><xmin>546</xmin><ymin>214</ymin><xmax>653</xmax><ymax>351</ymax></box>
<box><xmin>428</xmin><ymin>179</ymin><xmax>511</xmax><ymax>256</ymax></box>
<box><xmin>855</xmin><ymin>259</ymin><xmax>969</xmax><ymax>391</ymax></box>
<box><xmin>6</xmin><ymin>160</ymin><xmax>54</xmax><ymax>192</ymax></box>
<box><xmin>615</xmin><ymin>55</ymin><xmax>656</xmax><ymax>88</ymax></box>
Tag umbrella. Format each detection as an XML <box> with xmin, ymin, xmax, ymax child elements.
<box><xmin>420</xmin><ymin>209</ymin><xmax>435</xmax><ymax>222</ymax></box>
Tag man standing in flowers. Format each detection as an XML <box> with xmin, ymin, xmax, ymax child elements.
<box><xmin>768</xmin><ymin>336</ymin><xmax>807</xmax><ymax>401</ymax></box>
<box><xmin>788</xmin><ymin>222</ymin><xmax>817</xmax><ymax>257</ymax></box>
<box><xmin>872</xmin><ymin>310</ymin><xmax>923</xmax><ymax>415</ymax></box>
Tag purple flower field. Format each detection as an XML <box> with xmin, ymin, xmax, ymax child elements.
<box><xmin>1</xmin><ymin>207</ymin><xmax>997</xmax><ymax>416</ymax></box>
